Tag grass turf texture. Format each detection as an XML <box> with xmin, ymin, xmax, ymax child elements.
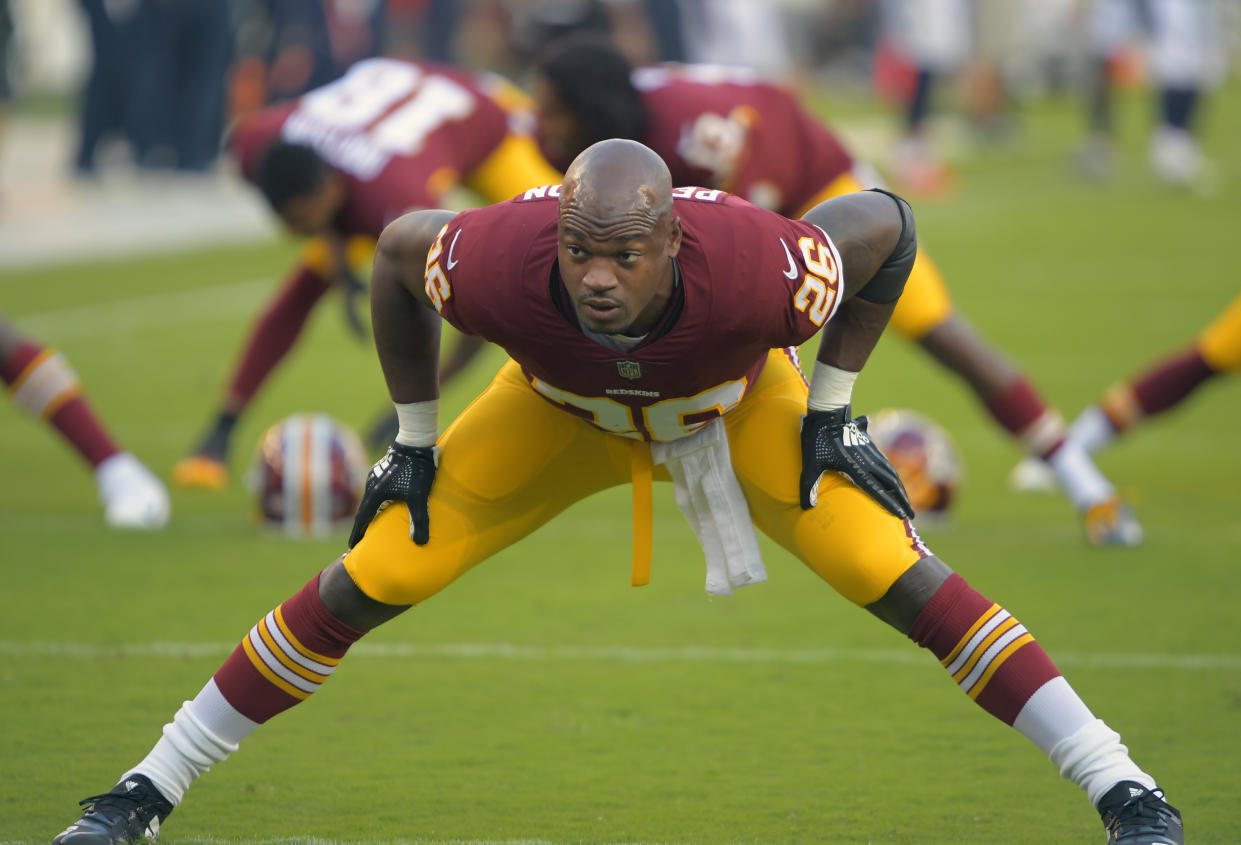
<box><xmin>2</xmin><ymin>83</ymin><xmax>1240</xmax><ymax>843</ymax></box>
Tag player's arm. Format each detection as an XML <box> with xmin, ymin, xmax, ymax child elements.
<box><xmin>348</xmin><ymin>208</ymin><xmax>457</xmax><ymax>549</ymax></box>
<box><xmin>797</xmin><ymin>189</ymin><xmax>918</xmax><ymax>517</ymax></box>
<box><xmin>370</xmin><ymin>209</ymin><xmax>455</xmax><ymax>402</ymax></box>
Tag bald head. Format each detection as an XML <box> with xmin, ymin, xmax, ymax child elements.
<box><xmin>559</xmin><ymin>140</ymin><xmax>673</xmax><ymax>241</ymax></box>
<box><xmin>554</xmin><ymin>140</ymin><xmax>682</xmax><ymax>337</ymax></box>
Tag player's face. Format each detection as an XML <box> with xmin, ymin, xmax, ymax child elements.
<box><xmin>558</xmin><ymin>216</ymin><xmax>681</xmax><ymax>336</ymax></box>
<box><xmin>277</xmin><ymin>177</ymin><xmax>344</xmax><ymax>236</ymax></box>
<box><xmin>533</xmin><ymin>75</ymin><xmax>582</xmax><ymax>169</ymax></box>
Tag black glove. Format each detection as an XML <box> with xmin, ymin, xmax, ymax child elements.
<box><xmin>799</xmin><ymin>405</ymin><xmax>914</xmax><ymax>519</ymax></box>
<box><xmin>348</xmin><ymin>442</ymin><xmax>438</xmax><ymax>548</ymax></box>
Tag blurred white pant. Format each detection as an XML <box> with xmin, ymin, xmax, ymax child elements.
<box><xmin>882</xmin><ymin>0</ymin><xmax>972</xmax><ymax>71</ymax></box>
<box><xmin>1088</xmin><ymin>0</ymin><xmax>1224</xmax><ymax>87</ymax></box>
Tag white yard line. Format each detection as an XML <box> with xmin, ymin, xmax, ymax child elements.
<box><xmin>4</xmin><ymin>840</ymin><xmax>657</xmax><ymax>845</ymax></box>
<box><xmin>1</xmin><ymin>640</ymin><xmax>1236</xmax><ymax>671</ymax></box>
<box><xmin>13</xmin><ymin>277</ymin><xmax>275</xmax><ymax>341</ymax></box>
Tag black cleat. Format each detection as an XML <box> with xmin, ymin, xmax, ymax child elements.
<box><xmin>1098</xmin><ymin>780</ymin><xmax>1184</xmax><ymax>845</ymax></box>
<box><xmin>52</xmin><ymin>775</ymin><xmax>174</xmax><ymax>844</ymax></box>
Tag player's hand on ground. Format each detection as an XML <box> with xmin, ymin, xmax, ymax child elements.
<box><xmin>348</xmin><ymin>442</ymin><xmax>439</xmax><ymax>548</ymax></box>
<box><xmin>799</xmin><ymin>405</ymin><xmax>914</xmax><ymax>519</ymax></box>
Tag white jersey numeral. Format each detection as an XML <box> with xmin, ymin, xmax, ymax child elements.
<box><xmin>284</xmin><ymin>59</ymin><xmax>477</xmax><ymax>180</ymax></box>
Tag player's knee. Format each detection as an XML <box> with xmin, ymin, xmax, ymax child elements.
<box><xmin>319</xmin><ymin>557</ymin><xmax>411</xmax><ymax>631</ymax></box>
<box><xmin>864</xmin><ymin>555</ymin><xmax>954</xmax><ymax>634</ymax></box>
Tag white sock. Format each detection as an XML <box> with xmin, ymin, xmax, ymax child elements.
<box><xmin>124</xmin><ymin>680</ymin><xmax>258</xmax><ymax>805</ymax></box>
<box><xmin>1049</xmin><ymin>718</ymin><xmax>1157</xmax><ymax>807</ymax></box>
<box><xmin>1067</xmin><ymin>405</ymin><xmax>1118</xmax><ymax>455</ymax></box>
<box><xmin>1012</xmin><ymin>677</ymin><xmax>1096</xmax><ymax>754</ymax></box>
<box><xmin>1046</xmin><ymin>439</ymin><xmax>1114</xmax><ymax>510</ymax></box>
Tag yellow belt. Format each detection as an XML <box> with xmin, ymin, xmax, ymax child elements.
<box><xmin>630</xmin><ymin>440</ymin><xmax>653</xmax><ymax>587</ymax></box>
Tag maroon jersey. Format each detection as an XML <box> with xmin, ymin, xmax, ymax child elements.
<box><xmin>230</xmin><ymin>58</ymin><xmax>523</xmax><ymax>238</ymax></box>
<box><xmin>425</xmin><ymin>186</ymin><xmax>844</xmax><ymax>442</ymax></box>
<box><xmin>632</xmin><ymin>65</ymin><xmax>855</xmax><ymax>217</ymax></box>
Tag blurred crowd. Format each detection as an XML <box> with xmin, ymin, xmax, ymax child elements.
<box><xmin>0</xmin><ymin>0</ymin><xmax>1236</xmax><ymax>190</ymax></box>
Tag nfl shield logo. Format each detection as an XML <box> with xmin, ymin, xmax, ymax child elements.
<box><xmin>617</xmin><ymin>360</ymin><xmax>641</xmax><ymax>380</ymax></box>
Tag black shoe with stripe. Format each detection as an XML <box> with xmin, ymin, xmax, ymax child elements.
<box><xmin>1098</xmin><ymin>780</ymin><xmax>1184</xmax><ymax>845</ymax></box>
<box><xmin>52</xmin><ymin>775</ymin><xmax>174</xmax><ymax>844</ymax></box>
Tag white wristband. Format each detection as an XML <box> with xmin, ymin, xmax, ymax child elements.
<box><xmin>393</xmin><ymin>399</ymin><xmax>439</xmax><ymax>447</ymax></box>
<box><xmin>807</xmin><ymin>365</ymin><xmax>858</xmax><ymax>412</ymax></box>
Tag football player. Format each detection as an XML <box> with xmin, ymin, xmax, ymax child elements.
<box><xmin>54</xmin><ymin>140</ymin><xmax>1180</xmax><ymax>845</ymax></box>
<box><xmin>1078</xmin><ymin>0</ymin><xmax>1221</xmax><ymax>188</ymax></box>
<box><xmin>1014</xmin><ymin>290</ymin><xmax>1240</xmax><ymax>486</ymax></box>
<box><xmin>523</xmin><ymin>37</ymin><xmax>1142</xmax><ymax>547</ymax></box>
<box><xmin>0</xmin><ymin>313</ymin><xmax>169</xmax><ymax>528</ymax></box>
<box><xmin>171</xmin><ymin>57</ymin><xmax>561</xmax><ymax>490</ymax></box>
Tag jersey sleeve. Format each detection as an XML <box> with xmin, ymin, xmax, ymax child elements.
<box><xmin>729</xmin><ymin>198</ymin><xmax>846</xmax><ymax>348</ymax></box>
<box><xmin>421</xmin><ymin>199</ymin><xmax>556</xmax><ymax>339</ymax></box>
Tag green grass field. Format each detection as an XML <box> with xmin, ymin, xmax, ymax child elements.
<box><xmin>2</xmin><ymin>83</ymin><xmax>1240</xmax><ymax>844</ymax></box>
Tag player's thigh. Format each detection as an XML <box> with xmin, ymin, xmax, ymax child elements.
<box><xmin>725</xmin><ymin>351</ymin><xmax>927</xmax><ymax>606</ymax></box>
<box><xmin>888</xmin><ymin>244</ymin><xmax>954</xmax><ymax>340</ymax></box>
<box><xmin>1197</xmin><ymin>292</ymin><xmax>1241</xmax><ymax>373</ymax></box>
<box><xmin>465</xmin><ymin>133</ymin><xmax>563</xmax><ymax>204</ymax></box>
<box><xmin>344</xmin><ymin>361</ymin><xmax>630</xmax><ymax>605</ymax></box>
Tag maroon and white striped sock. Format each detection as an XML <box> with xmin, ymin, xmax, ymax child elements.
<box><xmin>124</xmin><ymin>575</ymin><xmax>365</xmax><ymax>804</ymax></box>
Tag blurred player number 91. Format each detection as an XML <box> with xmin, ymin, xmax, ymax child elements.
<box><xmin>284</xmin><ymin>59</ymin><xmax>476</xmax><ymax>180</ymax></box>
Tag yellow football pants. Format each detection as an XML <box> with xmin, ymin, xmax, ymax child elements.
<box><xmin>344</xmin><ymin>350</ymin><xmax>928</xmax><ymax>608</ymax></box>
<box><xmin>798</xmin><ymin>172</ymin><xmax>953</xmax><ymax>340</ymax></box>
<box><xmin>1198</xmin><ymin>291</ymin><xmax>1241</xmax><ymax>373</ymax></box>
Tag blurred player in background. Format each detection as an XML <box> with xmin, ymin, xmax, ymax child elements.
<box><xmin>527</xmin><ymin>36</ymin><xmax>1142</xmax><ymax>546</ymax></box>
<box><xmin>0</xmin><ymin>313</ymin><xmax>169</xmax><ymax>529</ymax></box>
<box><xmin>1078</xmin><ymin>0</ymin><xmax>1223</xmax><ymax>188</ymax></box>
<box><xmin>172</xmin><ymin>57</ymin><xmax>561</xmax><ymax>490</ymax></box>
<box><xmin>876</xmin><ymin>0</ymin><xmax>970</xmax><ymax>195</ymax></box>
<box><xmin>1014</xmin><ymin>291</ymin><xmax>1240</xmax><ymax>486</ymax></box>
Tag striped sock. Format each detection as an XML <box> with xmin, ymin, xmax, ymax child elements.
<box><xmin>909</xmin><ymin>573</ymin><xmax>1060</xmax><ymax>724</ymax></box>
<box><xmin>983</xmin><ymin>377</ymin><xmax>1066</xmax><ymax>459</ymax></box>
<box><xmin>213</xmin><ymin>574</ymin><xmax>365</xmax><ymax>723</ymax></box>
<box><xmin>3</xmin><ymin>341</ymin><xmax>119</xmax><ymax>467</ymax></box>
<box><xmin>909</xmin><ymin>574</ymin><xmax>1155</xmax><ymax>801</ymax></box>
<box><xmin>121</xmin><ymin>576</ymin><xmax>363</xmax><ymax>805</ymax></box>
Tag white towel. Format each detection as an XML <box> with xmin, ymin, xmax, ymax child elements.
<box><xmin>650</xmin><ymin>418</ymin><xmax>767</xmax><ymax>596</ymax></box>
